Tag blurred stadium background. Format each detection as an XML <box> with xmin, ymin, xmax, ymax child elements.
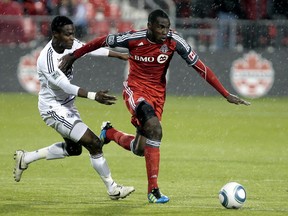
<box><xmin>0</xmin><ymin>0</ymin><xmax>287</xmax><ymax>98</ymax></box>
<box><xmin>1</xmin><ymin>2</ymin><xmax>287</xmax><ymax>215</ymax></box>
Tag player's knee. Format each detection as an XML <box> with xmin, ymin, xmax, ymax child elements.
<box><xmin>143</xmin><ymin>119</ymin><xmax>162</xmax><ymax>140</ymax></box>
<box><xmin>135</xmin><ymin>101</ymin><xmax>156</xmax><ymax>126</ymax></box>
<box><xmin>78</xmin><ymin>128</ymin><xmax>102</xmax><ymax>151</ymax></box>
<box><xmin>83</xmin><ymin>136</ymin><xmax>103</xmax><ymax>155</ymax></box>
<box><xmin>92</xmin><ymin>138</ymin><xmax>103</xmax><ymax>150</ymax></box>
<box><xmin>65</xmin><ymin>141</ymin><xmax>82</xmax><ymax>156</ymax></box>
<box><xmin>152</xmin><ymin>124</ymin><xmax>162</xmax><ymax>139</ymax></box>
<box><xmin>88</xmin><ymin>142</ymin><xmax>102</xmax><ymax>156</ymax></box>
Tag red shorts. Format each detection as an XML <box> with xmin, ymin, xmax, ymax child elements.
<box><xmin>122</xmin><ymin>81</ymin><xmax>165</xmax><ymax>127</ymax></box>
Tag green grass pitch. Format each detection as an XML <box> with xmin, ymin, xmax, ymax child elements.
<box><xmin>0</xmin><ymin>93</ymin><xmax>287</xmax><ymax>216</ymax></box>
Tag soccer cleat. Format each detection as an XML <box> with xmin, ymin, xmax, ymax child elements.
<box><xmin>13</xmin><ymin>150</ymin><xmax>28</xmax><ymax>182</ymax></box>
<box><xmin>148</xmin><ymin>188</ymin><xmax>169</xmax><ymax>203</ymax></box>
<box><xmin>100</xmin><ymin>121</ymin><xmax>113</xmax><ymax>145</ymax></box>
<box><xmin>108</xmin><ymin>185</ymin><xmax>135</xmax><ymax>200</ymax></box>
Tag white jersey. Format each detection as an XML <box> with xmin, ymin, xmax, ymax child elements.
<box><xmin>37</xmin><ymin>38</ymin><xmax>109</xmax><ymax>111</ymax></box>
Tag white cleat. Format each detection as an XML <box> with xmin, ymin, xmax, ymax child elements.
<box><xmin>108</xmin><ymin>185</ymin><xmax>135</xmax><ymax>200</ymax></box>
<box><xmin>13</xmin><ymin>150</ymin><xmax>28</xmax><ymax>182</ymax></box>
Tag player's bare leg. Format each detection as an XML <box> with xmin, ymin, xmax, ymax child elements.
<box><xmin>80</xmin><ymin>128</ymin><xmax>135</xmax><ymax>200</ymax></box>
<box><xmin>100</xmin><ymin>101</ymin><xmax>169</xmax><ymax>203</ymax></box>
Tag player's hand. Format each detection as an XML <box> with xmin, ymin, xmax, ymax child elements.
<box><xmin>226</xmin><ymin>94</ymin><xmax>251</xmax><ymax>106</ymax></box>
<box><xmin>59</xmin><ymin>53</ymin><xmax>76</xmax><ymax>74</ymax></box>
<box><xmin>95</xmin><ymin>90</ymin><xmax>117</xmax><ymax>105</ymax></box>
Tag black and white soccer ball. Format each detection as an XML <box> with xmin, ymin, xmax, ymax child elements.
<box><xmin>219</xmin><ymin>182</ymin><xmax>246</xmax><ymax>209</ymax></box>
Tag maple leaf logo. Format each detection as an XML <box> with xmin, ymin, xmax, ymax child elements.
<box><xmin>230</xmin><ymin>51</ymin><xmax>274</xmax><ymax>98</ymax></box>
<box><xmin>17</xmin><ymin>47</ymin><xmax>42</xmax><ymax>94</ymax></box>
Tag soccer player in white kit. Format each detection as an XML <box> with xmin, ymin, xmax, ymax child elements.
<box><xmin>13</xmin><ymin>16</ymin><xmax>135</xmax><ymax>200</ymax></box>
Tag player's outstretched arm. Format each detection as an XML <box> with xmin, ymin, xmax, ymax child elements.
<box><xmin>59</xmin><ymin>50</ymin><xmax>128</xmax><ymax>74</ymax></box>
<box><xmin>55</xmin><ymin>76</ymin><xmax>117</xmax><ymax>105</ymax></box>
<box><xmin>192</xmin><ymin>59</ymin><xmax>250</xmax><ymax>106</ymax></box>
<box><xmin>59</xmin><ymin>35</ymin><xmax>107</xmax><ymax>73</ymax></box>
<box><xmin>109</xmin><ymin>50</ymin><xmax>129</xmax><ymax>60</ymax></box>
<box><xmin>226</xmin><ymin>94</ymin><xmax>250</xmax><ymax>106</ymax></box>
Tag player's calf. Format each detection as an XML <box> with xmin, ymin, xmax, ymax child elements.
<box><xmin>130</xmin><ymin>133</ymin><xmax>144</xmax><ymax>156</ymax></box>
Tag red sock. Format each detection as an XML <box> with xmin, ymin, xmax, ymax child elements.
<box><xmin>106</xmin><ymin>128</ymin><xmax>134</xmax><ymax>151</ymax></box>
<box><xmin>144</xmin><ymin>145</ymin><xmax>160</xmax><ymax>193</ymax></box>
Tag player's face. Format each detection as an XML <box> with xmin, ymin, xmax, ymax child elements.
<box><xmin>56</xmin><ymin>24</ymin><xmax>75</xmax><ymax>50</ymax></box>
<box><xmin>148</xmin><ymin>17</ymin><xmax>170</xmax><ymax>44</ymax></box>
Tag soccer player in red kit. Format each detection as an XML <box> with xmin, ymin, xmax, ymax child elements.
<box><xmin>60</xmin><ymin>9</ymin><xmax>250</xmax><ymax>203</ymax></box>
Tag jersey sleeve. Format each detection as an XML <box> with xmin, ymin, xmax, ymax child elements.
<box><xmin>192</xmin><ymin>59</ymin><xmax>229</xmax><ymax>98</ymax></box>
<box><xmin>172</xmin><ymin>32</ymin><xmax>199</xmax><ymax>66</ymax></box>
<box><xmin>73</xmin><ymin>38</ymin><xmax>109</xmax><ymax>57</ymax></box>
<box><xmin>106</xmin><ymin>31</ymin><xmax>132</xmax><ymax>48</ymax></box>
<box><xmin>73</xmin><ymin>31</ymin><xmax>133</xmax><ymax>58</ymax></box>
<box><xmin>73</xmin><ymin>35</ymin><xmax>107</xmax><ymax>58</ymax></box>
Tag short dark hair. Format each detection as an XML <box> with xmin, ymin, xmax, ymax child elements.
<box><xmin>51</xmin><ymin>16</ymin><xmax>73</xmax><ymax>33</ymax></box>
<box><xmin>148</xmin><ymin>9</ymin><xmax>169</xmax><ymax>24</ymax></box>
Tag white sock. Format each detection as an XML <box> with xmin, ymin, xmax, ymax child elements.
<box><xmin>90</xmin><ymin>154</ymin><xmax>117</xmax><ymax>192</ymax></box>
<box><xmin>23</xmin><ymin>142</ymin><xmax>67</xmax><ymax>164</ymax></box>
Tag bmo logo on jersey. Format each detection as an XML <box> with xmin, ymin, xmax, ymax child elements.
<box><xmin>134</xmin><ymin>54</ymin><xmax>169</xmax><ymax>64</ymax></box>
<box><xmin>134</xmin><ymin>55</ymin><xmax>154</xmax><ymax>62</ymax></box>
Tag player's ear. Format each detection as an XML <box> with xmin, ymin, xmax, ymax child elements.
<box><xmin>52</xmin><ymin>30</ymin><xmax>60</xmax><ymax>38</ymax></box>
<box><xmin>147</xmin><ymin>22</ymin><xmax>152</xmax><ymax>30</ymax></box>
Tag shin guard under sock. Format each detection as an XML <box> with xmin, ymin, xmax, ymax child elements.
<box><xmin>144</xmin><ymin>145</ymin><xmax>160</xmax><ymax>193</ymax></box>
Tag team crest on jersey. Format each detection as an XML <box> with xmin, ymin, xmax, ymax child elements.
<box><xmin>67</xmin><ymin>113</ymin><xmax>74</xmax><ymax>118</ymax></box>
<box><xmin>230</xmin><ymin>51</ymin><xmax>274</xmax><ymax>98</ymax></box>
<box><xmin>17</xmin><ymin>47</ymin><xmax>42</xmax><ymax>94</ymax></box>
<box><xmin>160</xmin><ymin>44</ymin><xmax>168</xmax><ymax>53</ymax></box>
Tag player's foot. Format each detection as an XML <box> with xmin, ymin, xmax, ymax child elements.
<box><xmin>13</xmin><ymin>150</ymin><xmax>28</xmax><ymax>182</ymax></box>
<box><xmin>108</xmin><ymin>185</ymin><xmax>135</xmax><ymax>200</ymax></box>
<box><xmin>148</xmin><ymin>188</ymin><xmax>169</xmax><ymax>203</ymax></box>
<box><xmin>100</xmin><ymin>121</ymin><xmax>113</xmax><ymax>145</ymax></box>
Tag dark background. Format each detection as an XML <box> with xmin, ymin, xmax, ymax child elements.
<box><xmin>0</xmin><ymin>46</ymin><xmax>287</xmax><ymax>97</ymax></box>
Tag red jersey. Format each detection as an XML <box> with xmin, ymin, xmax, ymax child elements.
<box><xmin>73</xmin><ymin>29</ymin><xmax>230</xmax><ymax>124</ymax></box>
<box><xmin>73</xmin><ymin>29</ymin><xmax>229</xmax><ymax>99</ymax></box>
<box><xmin>106</xmin><ymin>29</ymin><xmax>198</xmax><ymax>95</ymax></box>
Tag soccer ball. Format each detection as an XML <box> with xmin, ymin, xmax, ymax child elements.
<box><xmin>219</xmin><ymin>182</ymin><xmax>246</xmax><ymax>209</ymax></box>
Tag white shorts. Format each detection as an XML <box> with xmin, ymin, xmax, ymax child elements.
<box><xmin>39</xmin><ymin>104</ymin><xmax>88</xmax><ymax>142</ymax></box>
